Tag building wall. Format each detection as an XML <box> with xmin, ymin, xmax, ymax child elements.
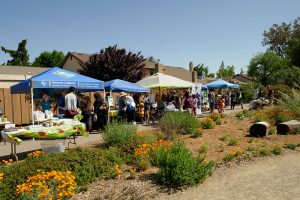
<box><xmin>0</xmin><ymin>74</ymin><xmax>32</xmax><ymax>88</ymax></box>
<box><xmin>62</xmin><ymin>57</ymin><xmax>82</xmax><ymax>72</ymax></box>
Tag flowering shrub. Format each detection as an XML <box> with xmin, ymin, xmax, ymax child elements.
<box><xmin>209</xmin><ymin>113</ymin><xmax>220</xmax><ymax>122</ymax></box>
<box><xmin>224</xmin><ymin>151</ymin><xmax>242</xmax><ymax>162</ymax></box>
<box><xmin>16</xmin><ymin>170</ymin><xmax>76</xmax><ymax>200</ymax></box>
<box><xmin>27</xmin><ymin>150</ymin><xmax>44</xmax><ymax>157</ymax></box>
<box><xmin>0</xmin><ymin>159</ymin><xmax>14</xmax><ymax>166</ymax></box>
<box><xmin>115</xmin><ymin>164</ymin><xmax>122</xmax><ymax>177</ymax></box>
<box><xmin>199</xmin><ymin>118</ymin><xmax>215</xmax><ymax>129</ymax></box>
<box><xmin>133</xmin><ymin>140</ymin><xmax>170</xmax><ymax>171</ymax></box>
<box><xmin>0</xmin><ymin>172</ymin><xmax>4</xmax><ymax>183</ymax></box>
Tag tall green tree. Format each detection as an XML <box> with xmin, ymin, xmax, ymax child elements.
<box><xmin>1</xmin><ymin>39</ymin><xmax>30</xmax><ymax>66</ymax></box>
<box><xmin>247</xmin><ymin>52</ymin><xmax>290</xmax><ymax>85</ymax></box>
<box><xmin>262</xmin><ymin>17</ymin><xmax>300</xmax><ymax>57</ymax></box>
<box><xmin>148</xmin><ymin>56</ymin><xmax>160</xmax><ymax>64</ymax></box>
<box><xmin>32</xmin><ymin>50</ymin><xmax>65</xmax><ymax>67</ymax></box>
<box><xmin>193</xmin><ymin>63</ymin><xmax>208</xmax><ymax>78</ymax></box>
<box><xmin>216</xmin><ymin>61</ymin><xmax>235</xmax><ymax>78</ymax></box>
<box><xmin>79</xmin><ymin>45</ymin><xmax>146</xmax><ymax>82</ymax></box>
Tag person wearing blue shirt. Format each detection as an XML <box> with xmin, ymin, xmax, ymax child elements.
<box><xmin>39</xmin><ymin>94</ymin><xmax>51</xmax><ymax>112</ymax></box>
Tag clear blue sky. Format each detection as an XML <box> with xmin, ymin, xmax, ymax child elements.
<box><xmin>0</xmin><ymin>0</ymin><xmax>299</xmax><ymax>73</ymax></box>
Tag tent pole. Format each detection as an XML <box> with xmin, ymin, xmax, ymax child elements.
<box><xmin>108</xmin><ymin>89</ymin><xmax>112</xmax><ymax>123</ymax></box>
<box><xmin>31</xmin><ymin>87</ymin><xmax>34</xmax><ymax>125</ymax></box>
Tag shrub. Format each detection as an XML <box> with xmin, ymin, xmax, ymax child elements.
<box><xmin>247</xmin><ymin>145</ymin><xmax>256</xmax><ymax>152</ymax></box>
<box><xmin>199</xmin><ymin>143</ymin><xmax>209</xmax><ymax>154</ymax></box>
<box><xmin>158</xmin><ymin>112</ymin><xmax>201</xmax><ymax>135</ymax></box>
<box><xmin>191</xmin><ymin>128</ymin><xmax>203</xmax><ymax>138</ymax></box>
<box><xmin>235</xmin><ymin>110</ymin><xmax>256</xmax><ymax>120</ymax></box>
<box><xmin>0</xmin><ymin>148</ymin><xmax>118</xmax><ymax>200</ymax></box>
<box><xmin>228</xmin><ymin>137</ymin><xmax>238</xmax><ymax>146</ymax></box>
<box><xmin>216</xmin><ymin>119</ymin><xmax>222</xmax><ymax>125</ymax></box>
<box><xmin>153</xmin><ymin>141</ymin><xmax>213</xmax><ymax>187</ymax></box>
<box><xmin>284</xmin><ymin>143</ymin><xmax>297</xmax><ymax>150</ymax></box>
<box><xmin>199</xmin><ymin>118</ymin><xmax>215</xmax><ymax>129</ymax></box>
<box><xmin>103</xmin><ymin>121</ymin><xmax>136</xmax><ymax>148</ymax></box>
<box><xmin>240</xmin><ymin>81</ymin><xmax>265</xmax><ymax>102</ymax></box>
<box><xmin>269</xmin><ymin>108</ymin><xmax>294</xmax><ymax>125</ymax></box>
<box><xmin>258</xmin><ymin>147</ymin><xmax>271</xmax><ymax>156</ymax></box>
<box><xmin>219</xmin><ymin>135</ymin><xmax>230</xmax><ymax>142</ymax></box>
<box><xmin>278</xmin><ymin>89</ymin><xmax>300</xmax><ymax>120</ymax></box>
<box><xmin>272</xmin><ymin>146</ymin><xmax>282</xmax><ymax>155</ymax></box>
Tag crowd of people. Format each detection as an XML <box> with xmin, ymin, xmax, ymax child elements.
<box><xmin>34</xmin><ymin>85</ymin><xmax>275</xmax><ymax>132</ymax></box>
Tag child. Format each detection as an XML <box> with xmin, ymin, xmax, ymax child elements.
<box><xmin>217</xmin><ymin>95</ymin><xmax>224</xmax><ymax>113</ymax></box>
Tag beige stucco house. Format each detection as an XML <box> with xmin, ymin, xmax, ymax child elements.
<box><xmin>60</xmin><ymin>52</ymin><xmax>199</xmax><ymax>82</ymax></box>
<box><xmin>0</xmin><ymin>66</ymin><xmax>50</xmax><ymax>88</ymax></box>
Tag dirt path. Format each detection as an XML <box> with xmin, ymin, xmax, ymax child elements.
<box><xmin>157</xmin><ymin>151</ymin><xmax>300</xmax><ymax>200</ymax></box>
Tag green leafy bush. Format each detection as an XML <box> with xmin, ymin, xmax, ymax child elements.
<box><xmin>199</xmin><ymin>118</ymin><xmax>215</xmax><ymax>129</ymax></box>
<box><xmin>284</xmin><ymin>143</ymin><xmax>297</xmax><ymax>150</ymax></box>
<box><xmin>272</xmin><ymin>146</ymin><xmax>282</xmax><ymax>155</ymax></box>
<box><xmin>152</xmin><ymin>141</ymin><xmax>213</xmax><ymax>187</ymax></box>
<box><xmin>103</xmin><ymin>121</ymin><xmax>136</xmax><ymax>148</ymax></box>
<box><xmin>199</xmin><ymin>143</ymin><xmax>209</xmax><ymax>154</ymax></box>
<box><xmin>240</xmin><ymin>82</ymin><xmax>265</xmax><ymax>102</ymax></box>
<box><xmin>0</xmin><ymin>148</ymin><xmax>118</xmax><ymax>200</ymax></box>
<box><xmin>216</xmin><ymin>119</ymin><xmax>222</xmax><ymax>125</ymax></box>
<box><xmin>190</xmin><ymin>129</ymin><xmax>203</xmax><ymax>138</ymax></box>
<box><xmin>158</xmin><ymin>112</ymin><xmax>201</xmax><ymax>135</ymax></box>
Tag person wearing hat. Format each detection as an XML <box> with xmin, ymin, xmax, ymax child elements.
<box><xmin>118</xmin><ymin>92</ymin><xmax>127</xmax><ymax>121</ymax></box>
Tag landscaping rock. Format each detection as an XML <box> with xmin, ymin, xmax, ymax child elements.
<box><xmin>249</xmin><ymin>122</ymin><xmax>270</xmax><ymax>137</ymax></box>
<box><xmin>277</xmin><ymin>120</ymin><xmax>300</xmax><ymax>135</ymax></box>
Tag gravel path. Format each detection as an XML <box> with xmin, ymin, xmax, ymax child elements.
<box><xmin>157</xmin><ymin>151</ymin><xmax>300</xmax><ymax>200</ymax></box>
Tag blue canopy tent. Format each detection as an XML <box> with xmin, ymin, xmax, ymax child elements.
<box><xmin>104</xmin><ymin>79</ymin><xmax>150</xmax><ymax>93</ymax></box>
<box><xmin>206</xmin><ymin>79</ymin><xmax>240</xmax><ymax>89</ymax></box>
<box><xmin>11</xmin><ymin>67</ymin><xmax>104</xmax><ymax>124</ymax></box>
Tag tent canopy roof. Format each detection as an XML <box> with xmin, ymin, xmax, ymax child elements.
<box><xmin>136</xmin><ymin>73</ymin><xmax>193</xmax><ymax>89</ymax></box>
<box><xmin>105</xmin><ymin>79</ymin><xmax>150</xmax><ymax>93</ymax></box>
<box><xmin>206</xmin><ymin>79</ymin><xmax>240</xmax><ymax>89</ymax></box>
<box><xmin>11</xmin><ymin>67</ymin><xmax>104</xmax><ymax>94</ymax></box>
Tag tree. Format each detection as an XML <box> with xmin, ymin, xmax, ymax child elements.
<box><xmin>286</xmin><ymin>38</ymin><xmax>300</xmax><ymax>67</ymax></box>
<box><xmin>148</xmin><ymin>56</ymin><xmax>160</xmax><ymax>64</ymax></box>
<box><xmin>193</xmin><ymin>63</ymin><xmax>209</xmax><ymax>78</ymax></box>
<box><xmin>32</xmin><ymin>50</ymin><xmax>65</xmax><ymax>67</ymax></box>
<box><xmin>216</xmin><ymin>61</ymin><xmax>235</xmax><ymax>78</ymax></box>
<box><xmin>262</xmin><ymin>17</ymin><xmax>300</xmax><ymax>57</ymax></box>
<box><xmin>79</xmin><ymin>45</ymin><xmax>146</xmax><ymax>82</ymax></box>
<box><xmin>1</xmin><ymin>39</ymin><xmax>30</xmax><ymax>66</ymax></box>
<box><xmin>247</xmin><ymin>52</ymin><xmax>290</xmax><ymax>86</ymax></box>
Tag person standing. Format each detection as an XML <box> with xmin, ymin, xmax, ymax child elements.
<box><xmin>57</xmin><ymin>90</ymin><xmax>67</xmax><ymax>114</ymax></box>
<box><xmin>64</xmin><ymin>86</ymin><xmax>78</xmax><ymax>118</ymax></box>
<box><xmin>126</xmin><ymin>94</ymin><xmax>136</xmax><ymax>123</ymax></box>
<box><xmin>118</xmin><ymin>92</ymin><xmax>127</xmax><ymax>121</ymax></box>
<box><xmin>93</xmin><ymin>92</ymin><xmax>107</xmax><ymax>131</ymax></box>
<box><xmin>80</xmin><ymin>98</ymin><xmax>92</xmax><ymax>132</ymax></box>
<box><xmin>267</xmin><ymin>85</ymin><xmax>275</xmax><ymax>106</ymax></box>
<box><xmin>238</xmin><ymin>89</ymin><xmax>244</xmax><ymax>109</ymax></box>
<box><xmin>208</xmin><ymin>89</ymin><xmax>215</xmax><ymax>113</ymax></box>
<box><xmin>230</xmin><ymin>91</ymin><xmax>236</xmax><ymax>110</ymax></box>
<box><xmin>143</xmin><ymin>93</ymin><xmax>151</xmax><ymax>124</ymax></box>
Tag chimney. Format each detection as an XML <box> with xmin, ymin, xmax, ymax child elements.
<box><xmin>189</xmin><ymin>62</ymin><xmax>194</xmax><ymax>72</ymax></box>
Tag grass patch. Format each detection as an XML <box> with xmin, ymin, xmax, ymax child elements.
<box><xmin>219</xmin><ymin>135</ymin><xmax>230</xmax><ymax>142</ymax></box>
<box><xmin>228</xmin><ymin>137</ymin><xmax>238</xmax><ymax>146</ymax></box>
<box><xmin>272</xmin><ymin>146</ymin><xmax>282</xmax><ymax>155</ymax></box>
<box><xmin>284</xmin><ymin>143</ymin><xmax>297</xmax><ymax>150</ymax></box>
<box><xmin>258</xmin><ymin>147</ymin><xmax>271</xmax><ymax>156</ymax></box>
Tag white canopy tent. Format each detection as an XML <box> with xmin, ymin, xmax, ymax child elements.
<box><xmin>136</xmin><ymin>73</ymin><xmax>193</xmax><ymax>89</ymax></box>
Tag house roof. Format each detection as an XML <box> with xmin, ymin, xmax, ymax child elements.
<box><xmin>61</xmin><ymin>51</ymin><xmax>158</xmax><ymax>69</ymax></box>
<box><xmin>0</xmin><ymin>65</ymin><xmax>50</xmax><ymax>75</ymax></box>
<box><xmin>233</xmin><ymin>73</ymin><xmax>254</xmax><ymax>81</ymax></box>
